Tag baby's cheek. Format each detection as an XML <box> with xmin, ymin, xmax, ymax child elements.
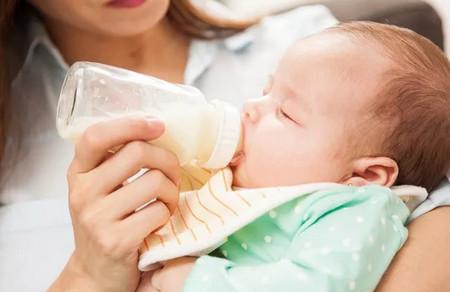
<box><xmin>242</xmin><ymin>157</ymin><xmax>279</xmax><ymax>187</ymax></box>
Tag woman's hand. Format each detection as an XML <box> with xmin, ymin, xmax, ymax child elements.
<box><xmin>49</xmin><ymin>118</ymin><xmax>181</xmax><ymax>292</ymax></box>
<box><xmin>150</xmin><ymin>257</ymin><xmax>197</xmax><ymax>292</ymax></box>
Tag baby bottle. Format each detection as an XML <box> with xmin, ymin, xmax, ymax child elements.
<box><xmin>56</xmin><ymin>62</ymin><xmax>242</xmax><ymax>169</ymax></box>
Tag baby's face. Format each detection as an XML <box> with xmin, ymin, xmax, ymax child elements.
<box><xmin>232</xmin><ymin>32</ymin><xmax>391</xmax><ymax>188</ymax></box>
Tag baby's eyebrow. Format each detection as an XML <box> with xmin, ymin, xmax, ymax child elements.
<box><xmin>284</xmin><ymin>85</ymin><xmax>311</xmax><ymax>113</ymax></box>
<box><xmin>274</xmin><ymin>74</ymin><xmax>311</xmax><ymax>113</ymax></box>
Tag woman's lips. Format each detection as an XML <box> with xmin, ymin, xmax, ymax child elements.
<box><xmin>106</xmin><ymin>0</ymin><xmax>146</xmax><ymax>8</ymax></box>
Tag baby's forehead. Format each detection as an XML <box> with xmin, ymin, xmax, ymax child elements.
<box><xmin>285</xmin><ymin>32</ymin><xmax>388</xmax><ymax>67</ymax></box>
<box><xmin>276</xmin><ymin>33</ymin><xmax>393</xmax><ymax>115</ymax></box>
<box><xmin>286</xmin><ymin>33</ymin><xmax>392</xmax><ymax>83</ymax></box>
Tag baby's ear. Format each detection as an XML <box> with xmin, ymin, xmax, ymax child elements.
<box><xmin>342</xmin><ymin>157</ymin><xmax>399</xmax><ymax>187</ymax></box>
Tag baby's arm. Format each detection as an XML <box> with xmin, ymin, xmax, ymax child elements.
<box><xmin>135</xmin><ymin>271</ymin><xmax>160</xmax><ymax>292</ymax></box>
<box><xmin>178</xmin><ymin>186</ymin><xmax>410</xmax><ymax>292</ymax></box>
<box><xmin>140</xmin><ymin>258</ymin><xmax>197</xmax><ymax>292</ymax></box>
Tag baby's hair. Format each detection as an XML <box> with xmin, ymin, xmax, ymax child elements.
<box><xmin>328</xmin><ymin>22</ymin><xmax>450</xmax><ymax>192</ymax></box>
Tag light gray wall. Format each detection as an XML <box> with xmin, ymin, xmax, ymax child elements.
<box><xmin>426</xmin><ymin>0</ymin><xmax>449</xmax><ymax>53</ymax></box>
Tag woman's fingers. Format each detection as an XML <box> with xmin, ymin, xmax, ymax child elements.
<box><xmin>103</xmin><ymin>169</ymin><xmax>179</xmax><ymax>218</ymax></box>
<box><xmin>71</xmin><ymin>201</ymin><xmax>169</xmax><ymax>260</ymax></box>
<box><xmin>88</xmin><ymin>140</ymin><xmax>181</xmax><ymax>195</ymax></box>
<box><xmin>70</xmin><ymin>118</ymin><xmax>165</xmax><ymax>174</ymax></box>
<box><xmin>63</xmin><ymin>118</ymin><xmax>182</xmax><ymax>292</ymax></box>
<box><xmin>119</xmin><ymin>201</ymin><xmax>171</xmax><ymax>246</ymax></box>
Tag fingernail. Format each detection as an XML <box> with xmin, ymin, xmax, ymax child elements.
<box><xmin>147</xmin><ymin>119</ymin><xmax>165</xmax><ymax>130</ymax></box>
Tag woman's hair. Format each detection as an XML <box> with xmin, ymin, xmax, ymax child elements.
<box><xmin>0</xmin><ymin>0</ymin><xmax>256</xmax><ymax>180</ymax></box>
<box><xmin>168</xmin><ymin>0</ymin><xmax>257</xmax><ymax>39</ymax></box>
<box><xmin>0</xmin><ymin>0</ymin><xmax>19</xmax><ymax>179</ymax></box>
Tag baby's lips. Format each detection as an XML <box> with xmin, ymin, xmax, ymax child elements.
<box><xmin>229</xmin><ymin>152</ymin><xmax>244</xmax><ymax>167</ymax></box>
<box><xmin>229</xmin><ymin>120</ymin><xmax>245</xmax><ymax>167</ymax></box>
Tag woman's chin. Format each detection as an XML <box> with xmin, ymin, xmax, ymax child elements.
<box><xmin>94</xmin><ymin>0</ymin><xmax>169</xmax><ymax>36</ymax></box>
<box><xmin>91</xmin><ymin>17</ymin><xmax>165</xmax><ymax>36</ymax></box>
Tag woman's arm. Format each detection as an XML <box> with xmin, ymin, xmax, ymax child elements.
<box><xmin>376</xmin><ymin>206</ymin><xmax>450</xmax><ymax>292</ymax></box>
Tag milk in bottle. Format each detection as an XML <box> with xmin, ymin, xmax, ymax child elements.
<box><xmin>57</xmin><ymin>62</ymin><xmax>242</xmax><ymax>169</ymax></box>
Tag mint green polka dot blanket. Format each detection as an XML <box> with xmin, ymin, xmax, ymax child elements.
<box><xmin>138</xmin><ymin>168</ymin><xmax>427</xmax><ymax>292</ymax></box>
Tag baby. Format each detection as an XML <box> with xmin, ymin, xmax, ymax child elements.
<box><xmin>138</xmin><ymin>22</ymin><xmax>450</xmax><ymax>292</ymax></box>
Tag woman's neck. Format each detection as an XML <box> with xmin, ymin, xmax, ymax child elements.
<box><xmin>43</xmin><ymin>17</ymin><xmax>190</xmax><ymax>83</ymax></box>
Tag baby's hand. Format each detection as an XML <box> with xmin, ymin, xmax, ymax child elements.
<box><xmin>136</xmin><ymin>270</ymin><xmax>160</xmax><ymax>292</ymax></box>
<box><xmin>150</xmin><ymin>257</ymin><xmax>197</xmax><ymax>292</ymax></box>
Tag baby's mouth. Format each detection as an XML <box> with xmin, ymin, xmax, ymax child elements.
<box><xmin>229</xmin><ymin>151</ymin><xmax>244</xmax><ymax>167</ymax></box>
<box><xmin>230</xmin><ymin>121</ymin><xmax>245</xmax><ymax>167</ymax></box>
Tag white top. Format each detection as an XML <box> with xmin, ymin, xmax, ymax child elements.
<box><xmin>0</xmin><ymin>4</ymin><xmax>449</xmax><ymax>291</ymax></box>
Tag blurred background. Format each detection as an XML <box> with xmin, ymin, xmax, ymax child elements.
<box><xmin>427</xmin><ymin>0</ymin><xmax>449</xmax><ymax>53</ymax></box>
<box><xmin>196</xmin><ymin>0</ymin><xmax>449</xmax><ymax>54</ymax></box>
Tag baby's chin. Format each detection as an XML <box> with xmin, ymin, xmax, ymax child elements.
<box><xmin>230</xmin><ymin>164</ymin><xmax>250</xmax><ymax>188</ymax></box>
<box><xmin>231</xmin><ymin>165</ymin><xmax>263</xmax><ymax>188</ymax></box>
<box><xmin>229</xmin><ymin>152</ymin><xmax>248</xmax><ymax>187</ymax></box>
<box><xmin>230</xmin><ymin>165</ymin><xmax>244</xmax><ymax>187</ymax></box>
